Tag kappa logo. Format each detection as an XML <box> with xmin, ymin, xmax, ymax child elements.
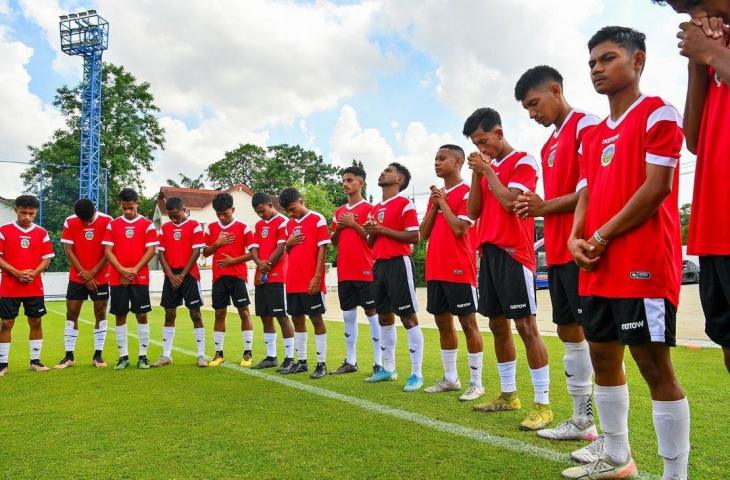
<box><xmin>622</xmin><ymin>320</ymin><xmax>645</xmax><ymax>331</ymax></box>
<box><xmin>456</xmin><ymin>302</ymin><xmax>471</xmax><ymax>308</ymax></box>
<box><xmin>547</xmin><ymin>149</ymin><xmax>557</xmax><ymax>168</ymax></box>
<box><xmin>509</xmin><ymin>303</ymin><xmax>527</xmax><ymax>310</ymax></box>
<box><xmin>397</xmin><ymin>304</ymin><xmax>411</xmax><ymax>311</ymax></box>
<box><xmin>377</xmin><ymin>210</ymin><xmax>385</xmax><ymax>223</ymax></box>
<box><xmin>125</xmin><ymin>227</ymin><xmax>135</xmax><ymax>239</ymax></box>
<box><xmin>601</xmin><ymin>143</ymin><xmax>616</xmax><ymax>167</ymax></box>
<box><xmin>629</xmin><ymin>271</ymin><xmax>652</xmax><ymax>280</ymax></box>
<box><xmin>19</xmin><ymin>238</ymin><xmax>30</xmax><ymax>249</ymax></box>
<box><xmin>173</xmin><ymin>230</ymin><xmax>182</xmax><ymax>241</ymax></box>
<box><xmin>310</xmin><ymin>303</ymin><xmax>322</xmax><ymax>309</ymax></box>
<box><xmin>261</xmin><ymin>227</ymin><xmax>270</xmax><ymax>239</ymax></box>
<box><xmin>84</xmin><ymin>230</ymin><xmax>94</xmax><ymax>241</ymax></box>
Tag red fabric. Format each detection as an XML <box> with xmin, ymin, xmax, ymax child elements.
<box><xmin>332</xmin><ymin>200</ymin><xmax>374</xmax><ymax>282</ymax></box>
<box><xmin>0</xmin><ymin>222</ymin><xmax>54</xmax><ymax>297</ymax></box>
<box><xmin>284</xmin><ymin>211</ymin><xmax>330</xmax><ymax>293</ymax></box>
<box><xmin>158</xmin><ymin>219</ymin><xmax>204</xmax><ymax>280</ymax></box>
<box><xmin>370</xmin><ymin>195</ymin><xmax>419</xmax><ymax>260</ymax></box>
<box><xmin>61</xmin><ymin>213</ymin><xmax>112</xmax><ymax>284</ymax></box>
<box><xmin>253</xmin><ymin>213</ymin><xmax>289</xmax><ymax>284</ymax></box>
<box><xmin>204</xmin><ymin>220</ymin><xmax>255</xmax><ymax>282</ymax></box>
<box><xmin>102</xmin><ymin>216</ymin><xmax>158</xmax><ymax>286</ymax></box>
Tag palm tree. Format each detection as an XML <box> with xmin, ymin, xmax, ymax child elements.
<box><xmin>166</xmin><ymin>173</ymin><xmax>206</xmax><ymax>189</ymax></box>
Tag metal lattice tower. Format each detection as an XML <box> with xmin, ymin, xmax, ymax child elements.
<box><xmin>59</xmin><ymin>10</ymin><xmax>109</xmax><ymax>206</ymax></box>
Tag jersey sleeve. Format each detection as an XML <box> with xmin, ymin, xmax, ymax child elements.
<box><xmin>102</xmin><ymin>222</ymin><xmax>114</xmax><ymax>246</ymax></box>
<box><xmin>41</xmin><ymin>231</ymin><xmax>55</xmax><ymax>259</ymax></box>
<box><xmin>145</xmin><ymin>223</ymin><xmax>159</xmax><ymax>247</ymax></box>
<box><xmin>192</xmin><ymin>223</ymin><xmax>205</xmax><ymax>249</ymax></box>
<box><xmin>60</xmin><ymin>218</ymin><xmax>74</xmax><ymax>245</ymax></box>
<box><xmin>402</xmin><ymin>200</ymin><xmax>419</xmax><ymax>232</ymax></box>
<box><xmin>316</xmin><ymin>214</ymin><xmax>331</xmax><ymax>247</ymax></box>
<box><xmin>243</xmin><ymin>225</ymin><xmax>256</xmax><ymax>250</ymax></box>
<box><xmin>457</xmin><ymin>188</ymin><xmax>474</xmax><ymax>225</ymax></box>
<box><xmin>645</xmin><ymin>104</ymin><xmax>684</xmax><ymax>168</ymax></box>
<box><xmin>331</xmin><ymin>209</ymin><xmax>339</xmax><ymax>233</ymax></box>
<box><xmin>156</xmin><ymin>227</ymin><xmax>167</xmax><ymax>252</ymax></box>
<box><xmin>576</xmin><ymin>113</ymin><xmax>601</xmax><ymax>144</ymax></box>
<box><xmin>0</xmin><ymin>228</ymin><xmax>5</xmax><ymax>256</ymax></box>
<box><xmin>508</xmin><ymin>155</ymin><xmax>539</xmax><ymax>193</ymax></box>
<box><xmin>204</xmin><ymin>224</ymin><xmax>214</xmax><ymax>247</ymax></box>
<box><xmin>277</xmin><ymin>219</ymin><xmax>288</xmax><ymax>245</ymax></box>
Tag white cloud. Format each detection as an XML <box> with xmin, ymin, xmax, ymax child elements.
<box><xmin>18</xmin><ymin>0</ymin><xmax>79</xmax><ymax>78</ymax></box>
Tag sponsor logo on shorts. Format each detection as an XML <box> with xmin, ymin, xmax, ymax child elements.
<box><xmin>510</xmin><ymin>303</ymin><xmax>527</xmax><ymax>310</ymax></box>
<box><xmin>622</xmin><ymin>320</ymin><xmax>645</xmax><ymax>331</ymax></box>
<box><xmin>189</xmin><ymin>299</ymin><xmax>200</xmax><ymax>305</ymax></box>
<box><xmin>20</xmin><ymin>237</ymin><xmax>30</xmax><ymax>249</ymax></box>
<box><xmin>310</xmin><ymin>304</ymin><xmax>322</xmax><ymax>309</ymax></box>
<box><xmin>273</xmin><ymin>308</ymin><xmax>283</xmax><ymax>312</ymax></box>
<box><xmin>601</xmin><ymin>143</ymin><xmax>615</xmax><ymax>167</ymax></box>
<box><xmin>125</xmin><ymin>227</ymin><xmax>135</xmax><ymax>239</ymax></box>
<box><xmin>37</xmin><ymin>308</ymin><xmax>45</xmax><ymax>313</ymax></box>
<box><xmin>97</xmin><ymin>291</ymin><xmax>108</xmax><ymax>296</ymax></box>
<box><xmin>140</xmin><ymin>305</ymin><xmax>150</xmax><ymax>309</ymax></box>
<box><xmin>456</xmin><ymin>302</ymin><xmax>472</xmax><ymax>308</ymax></box>
<box><xmin>84</xmin><ymin>230</ymin><xmax>94</xmax><ymax>240</ymax></box>
<box><xmin>629</xmin><ymin>271</ymin><xmax>652</xmax><ymax>280</ymax></box>
<box><xmin>365</xmin><ymin>300</ymin><xmax>375</xmax><ymax>305</ymax></box>
<box><xmin>173</xmin><ymin>230</ymin><xmax>182</xmax><ymax>241</ymax></box>
<box><xmin>397</xmin><ymin>304</ymin><xmax>412</xmax><ymax>311</ymax></box>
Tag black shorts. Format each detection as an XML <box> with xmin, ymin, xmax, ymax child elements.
<box><xmin>548</xmin><ymin>262</ymin><xmax>582</xmax><ymax>326</ymax></box>
<box><xmin>338</xmin><ymin>281</ymin><xmax>376</xmax><ymax>311</ymax></box>
<box><xmin>581</xmin><ymin>296</ymin><xmax>676</xmax><ymax>346</ymax></box>
<box><xmin>212</xmin><ymin>276</ymin><xmax>250</xmax><ymax>310</ymax></box>
<box><xmin>478</xmin><ymin>243</ymin><xmax>536</xmax><ymax>319</ymax></box>
<box><xmin>699</xmin><ymin>255</ymin><xmax>730</xmax><ymax>347</ymax></box>
<box><xmin>286</xmin><ymin>292</ymin><xmax>326</xmax><ymax>317</ymax></box>
<box><xmin>426</xmin><ymin>280</ymin><xmax>478</xmax><ymax>316</ymax></box>
<box><xmin>109</xmin><ymin>285</ymin><xmax>152</xmax><ymax>316</ymax></box>
<box><xmin>255</xmin><ymin>282</ymin><xmax>287</xmax><ymax>318</ymax></box>
<box><xmin>66</xmin><ymin>281</ymin><xmax>110</xmax><ymax>302</ymax></box>
<box><xmin>160</xmin><ymin>269</ymin><xmax>203</xmax><ymax>310</ymax></box>
<box><xmin>372</xmin><ymin>256</ymin><xmax>418</xmax><ymax>316</ymax></box>
<box><xmin>0</xmin><ymin>297</ymin><xmax>47</xmax><ymax>319</ymax></box>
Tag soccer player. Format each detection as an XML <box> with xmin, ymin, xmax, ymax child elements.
<box><xmin>249</xmin><ymin>192</ymin><xmax>296</xmax><ymax>372</ymax></box>
<box><xmin>154</xmin><ymin>196</ymin><xmax>208</xmax><ymax>368</ymax></box>
<box><xmin>562</xmin><ymin>27</ymin><xmax>690</xmax><ymax>479</ymax></box>
<box><xmin>56</xmin><ymin>198</ymin><xmax>112</xmax><ymax>369</ymax></box>
<box><xmin>363</xmin><ymin>163</ymin><xmax>425</xmax><ymax>392</ymax></box>
<box><xmin>278</xmin><ymin>187</ymin><xmax>330</xmax><ymax>379</ymax></box>
<box><xmin>653</xmin><ymin>0</ymin><xmax>730</xmax><ymax>373</ymax></box>
<box><xmin>514</xmin><ymin>66</ymin><xmax>601</xmax><ymax>442</ymax></box>
<box><xmin>463</xmin><ymin>108</ymin><xmax>553</xmax><ymax>430</ymax></box>
<box><xmin>203</xmin><ymin>192</ymin><xmax>256</xmax><ymax>368</ymax></box>
<box><xmin>103</xmin><ymin>188</ymin><xmax>158</xmax><ymax>370</ymax></box>
<box><xmin>420</xmin><ymin>145</ymin><xmax>485</xmax><ymax>401</ymax></box>
<box><xmin>0</xmin><ymin>195</ymin><xmax>54</xmax><ymax>376</ymax></box>
<box><xmin>330</xmin><ymin>166</ymin><xmax>382</xmax><ymax>376</ymax></box>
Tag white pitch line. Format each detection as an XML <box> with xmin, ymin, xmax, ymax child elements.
<box><xmin>49</xmin><ymin>308</ymin><xmax>660</xmax><ymax>480</ymax></box>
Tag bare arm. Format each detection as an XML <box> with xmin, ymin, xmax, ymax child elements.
<box><xmin>467</xmin><ymin>172</ymin><xmax>483</xmax><ymax>220</ymax></box>
<box><xmin>134</xmin><ymin>246</ymin><xmax>156</xmax><ymax>272</ymax></box>
<box><xmin>158</xmin><ymin>250</ymin><xmax>175</xmax><ymax>279</ymax></box>
<box><xmin>0</xmin><ymin>256</ymin><xmax>21</xmax><ymax>279</ymax></box>
<box><xmin>482</xmin><ymin>168</ymin><xmax>522</xmax><ymax>212</ymax></box>
<box><xmin>267</xmin><ymin>243</ymin><xmax>286</xmax><ymax>267</ymax></box>
<box><xmin>440</xmin><ymin>200</ymin><xmax>470</xmax><ymax>238</ymax></box>
<box><xmin>180</xmin><ymin>247</ymin><xmax>201</xmax><ymax>278</ymax></box>
<box><xmin>308</xmin><ymin>245</ymin><xmax>328</xmax><ymax>295</ymax></box>
<box><xmin>374</xmin><ymin>228</ymin><xmax>419</xmax><ymax>245</ymax></box>
<box><xmin>567</xmin><ymin>188</ymin><xmax>599</xmax><ymax>271</ymax></box>
<box><xmin>104</xmin><ymin>245</ymin><xmax>126</xmax><ymax>273</ymax></box>
<box><xmin>684</xmin><ymin>62</ymin><xmax>710</xmax><ymax>154</ymax></box>
<box><xmin>419</xmin><ymin>205</ymin><xmax>438</xmax><ymax>241</ymax></box>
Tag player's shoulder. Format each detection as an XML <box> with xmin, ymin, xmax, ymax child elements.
<box><xmin>642</xmin><ymin>96</ymin><xmax>682</xmax><ymax>131</ymax></box>
<box><xmin>573</xmin><ymin>110</ymin><xmax>601</xmax><ymax>135</ymax></box>
<box><xmin>309</xmin><ymin>210</ymin><xmax>328</xmax><ymax>226</ymax></box>
<box><xmin>514</xmin><ymin>152</ymin><xmax>539</xmax><ymax>172</ymax></box>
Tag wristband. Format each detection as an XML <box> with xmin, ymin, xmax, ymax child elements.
<box><xmin>592</xmin><ymin>230</ymin><xmax>609</xmax><ymax>246</ymax></box>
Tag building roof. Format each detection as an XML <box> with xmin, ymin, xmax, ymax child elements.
<box><xmin>155</xmin><ymin>184</ymin><xmax>259</xmax><ymax>215</ymax></box>
<box><xmin>0</xmin><ymin>196</ymin><xmax>14</xmax><ymax>209</ymax></box>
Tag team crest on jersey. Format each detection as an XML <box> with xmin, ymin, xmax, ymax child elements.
<box><xmin>547</xmin><ymin>149</ymin><xmax>556</xmax><ymax>168</ymax></box>
<box><xmin>261</xmin><ymin>227</ymin><xmax>270</xmax><ymax>239</ymax></box>
<box><xmin>377</xmin><ymin>210</ymin><xmax>385</xmax><ymax>222</ymax></box>
<box><xmin>84</xmin><ymin>230</ymin><xmax>94</xmax><ymax>240</ymax></box>
<box><xmin>293</xmin><ymin>226</ymin><xmax>302</xmax><ymax>236</ymax></box>
<box><xmin>20</xmin><ymin>238</ymin><xmax>30</xmax><ymax>249</ymax></box>
<box><xmin>173</xmin><ymin>230</ymin><xmax>182</xmax><ymax>241</ymax></box>
<box><xmin>125</xmin><ymin>227</ymin><xmax>135</xmax><ymax>239</ymax></box>
<box><xmin>601</xmin><ymin>144</ymin><xmax>615</xmax><ymax>167</ymax></box>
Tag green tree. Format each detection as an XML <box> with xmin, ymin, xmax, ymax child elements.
<box><xmin>206</xmin><ymin>143</ymin><xmax>266</xmax><ymax>190</ymax></box>
<box><xmin>680</xmin><ymin>203</ymin><xmax>691</xmax><ymax>245</ymax></box>
<box><xmin>166</xmin><ymin>173</ymin><xmax>206</xmax><ymax>189</ymax></box>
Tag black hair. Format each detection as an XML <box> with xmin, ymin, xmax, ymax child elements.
<box><xmin>462</xmin><ymin>108</ymin><xmax>502</xmax><ymax>137</ymax></box>
<box><xmin>278</xmin><ymin>188</ymin><xmax>302</xmax><ymax>209</ymax></box>
<box><xmin>389</xmin><ymin>162</ymin><xmax>411</xmax><ymax>192</ymax></box>
<box><xmin>165</xmin><ymin>196</ymin><xmax>184</xmax><ymax>211</ymax></box>
<box><xmin>118</xmin><ymin>188</ymin><xmax>139</xmax><ymax>202</ymax></box>
<box><xmin>251</xmin><ymin>192</ymin><xmax>273</xmax><ymax>208</ymax></box>
<box><xmin>588</xmin><ymin>26</ymin><xmax>646</xmax><ymax>53</ymax></box>
<box><xmin>342</xmin><ymin>165</ymin><xmax>366</xmax><ymax>181</ymax></box>
<box><xmin>15</xmin><ymin>194</ymin><xmax>40</xmax><ymax>210</ymax></box>
<box><xmin>514</xmin><ymin>65</ymin><xmax>564</xmax><ymax>101</ymax></box>
<box><xmin>74</xmin><ymin>198</ymin><xmax>96</xmax><ymax>221</ymax></box>
<box><xmin>212</xmin><ymin>192</ymin><xmax>234</xmax><ymax>213</ymax></box>
<box><xmin>439</xmin><ymin>144</ymin><xmax>465</xmax><ymax>160</ymax></box>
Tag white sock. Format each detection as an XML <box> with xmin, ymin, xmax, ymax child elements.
<box><xmin>595</xmin><ymin>384</ymin><xmax>631</xmax><ymax>464</ymax></box>
<box><xmin>367</xmin><ymin>314</ymin><xmax>382</xmax><ymax>366</ymax></box>
<box><xmin>294</xmin><ymin>331</ymin><xmax>307</xmax><ymax>361</ymax></box>
<box><xmin>343</xmin><ymin>309</ymin><xmax>358</xmax><ymax>365</ymax></box>
<box><xmin>264</xmin><ymin>332</ymin><xmax>277</xmax><ymax>357</ymax></box>
<box><xmin>497</xmin><ymin>360</ymin><xmax>517</xmax><ymax>393</ymax></box>
<box><xmin>441</xmin><ymin>349</ymin><xmax>458</xmax><ymax>383</ymax></box>
<box><xmin>406</xmin><ymin>325</ymin><xmax>424</xmax><ymax>377</ymax></box>
<box><xmin>530</xmin><ymin>366</ymin><xmax>550</xmax><ymax>405</ymax></box>
<box><xmin>94</xmin><ymin>320</ymin><xmax>107</xmax><ymax>352</ymax></box>
<box><xmin>242</xmin><ymin>330</ymin><xmax>253</xmax><ymax>353</ymax></box>
<box><xmin>381</xmin><ymin>324</ymin><xmax>397</xmax><ymax>372</ymax></box>
<box><xmin>115</xmin><ymin>324</ymin><xmax>128</xmax><ymax>357</ymax></box>
<box><xmin>467</xmin><ymin>352</ymin><xmax>483</xmax><ymax>388</ymax></box>
<box><xmin>162</xmin><ymin>326</ymin><xmax>175</xmax><ymax>358</ymax></box>
<box><xmin>213</xmin><ymin>330</ymin><xmax>225</xmax><ymax>354</ymax></box>
<box><xmin>283</xmin><ymin>336</ymin><xmax>294</xmax><ymax>359</ymax></box>
<box><xmin>653</xmin><ymin>398</ymin><xmax>690</xmax><ymax>480</ymax></box>
<box><xmin>0</xmin><ymin>343</ymin><xmax>9</xmax><ymax>364</ymax></box>
<box><xmin>137</xmin><ymin>323</ymin><xmax>150</xmax><ymax>356</ymax></box>
<box><xmin>193</xmin><ymin>327</ymin><xmax>206</xmax><ymax>356</ymax></box>
<box><xmin>564</xmin><ymin>341</ymin><xmax>594</xmax><ymax>427</ymax></box>
<box><xmin>29</xmin><ymin>339</ymin><xmax>43</xmax><ymax>361</ymax></box>
<box><xmin>315</xmin><ymin>333</ymin><xmax>327</xmax><ymax>363</ymax></box>
<box><xmin>64</xmin><ymin>321</ymin><xmax>78</xmax><ymax>353</ymax></box>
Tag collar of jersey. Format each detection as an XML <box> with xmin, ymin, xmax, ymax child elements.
<box><xmin>170</xmin><ymin>218</ymin><xmax>190</xmax><ymax>228</ymax></box>
<box><xmin>444</xmin><ymin>181</ymin><xmax>465</xmax><ymax>194</ymax></box>
<box><xmin>264</xmin><ymin>214</ymin><xmax>283</xmax><ymax>224</ymax></box>
<box><xmin>606</xmin><ymin>94</ymin><xmax>646</xmax><ymax>130</ymax></box>
<box><xmin>292</xmin><ymin>211</ymin><xmax>312</xmax><ymax>223</ymax></box>
<box><xmin>120</xmin><ymin>215</ymin><xmax>142</xmax><ymax>224</ymax></box>
<box><xmin>344</xmin><ymin>199</ymin><xmax>367</xmax><ymax>210</ymax></box>
<box><xmin>552</xmin><ymin>109</ymin><xmax>577</xmax><ymax>139</ymax></box>
<box><xmin>491</xmin><ymin>150</ymin><xmax>519</xmax><ymax>168</ymax></box>
<box><xmin>218</xmin><ymin>219</ymin><xmax>239</xmax><ymax>229</ymax></box>
<box><xmin>12</xmin><ymin>222</ymin><xmax>37</xmax><ymax>233</ymax></box>
<box><xmin>380</xmin><ymin>193</ymin><xmax>405</xmax><ymax>206</ymax></box>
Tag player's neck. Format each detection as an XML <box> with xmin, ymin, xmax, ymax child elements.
<box><xmin>220</xmin><ymin>217</ymin><xmax>235</xmax><ymax>226</ymax></box>
<box><xmin>381</xmin><ymin>184</ymin><xmax>400</xmax><ymax>201</ymax></box>
<box><xmin>553</xmin><ymin>101</ymin><xmax>573</xmax><ymax>129</ymax></box>
<box><xmin>608</xmin><ymin>84</ymin><xmax>642</xmax><ymax>121</ymax></box>
<box><xmin>443</xmin><ymin>174</ymin><xmax>462</xmax><ymax>190</ymax></box>
<box><xmin>496</xmin><ymin>142</ymin><xmax>514</xmax><ymax>161</ymax></box>
<box><xmin>347</xmin><ymin>192</ymin><xmax>364</xmax><ymax>206</ymax></box>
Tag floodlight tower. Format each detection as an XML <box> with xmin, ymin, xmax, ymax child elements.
<box><xmin>59</xmin><ymin>10</ymin><xmax>109</xmax><ymax>206</ymax></box>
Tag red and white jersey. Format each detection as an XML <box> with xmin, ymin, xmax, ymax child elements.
<box><xmin>284</xmin><ymin>210</ymin><xmax>330</xmax><ymax>294</ymax></box>
<box><xmin>60</xmin><ymin>212</ymin><xmax>112</xmax><ymax>284</ymax></box>
<box><xmin>475</xmin><ymin>151</ymin><xmax>538</xmax><ymax>272</ymax></box>
<box><xmin>541</xmin><ymin>110</ymin><xmax>600</xmax><ymax>266</ymax></box>
<box><xmin>102</xmin><ymin>215</ymin><xmax>158</xmax><ymax>286</ymax></box>
<box><xmin>578</xmin><ymin>95</ymin><xmax>683</xmax><ymax>305</ymax></box>
<box><xmin>0</xmin><ymin>222</ymin><xmax>54</xmax><ymax>297</ymax></box>
<box><xmin>688</xmin><ymin>67</ymin><xmax>730</xmax><ymax>255</ymax></box>
<box><xmin>425</xmin><ymin>182</ymin><xmax>477</xmax><ymax>286</ymax></box>
<box><xmin>370</xmin><ymin>195</ymin><xmax>419</xmax><ymax>260</ymax></box>
<box><xmin>252</xmin><ymin>213</ymin><xmax>289</xmax><ymax>284</ymax></box>
<box><xmin>205</xmin><ymin>220</ymin><xmax>255</xmax><ymax>283</ymax></box>
<box><xmin>332</xmin><ymin>200</ymin><xmax>374</xmax><ymax>282</ymax></box>
<box><xmin>158</xmin><ymin>219</ymin><xmax>204</xmax><ymax>280</ymax></box>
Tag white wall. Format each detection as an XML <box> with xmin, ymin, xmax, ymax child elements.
<box><xmin>0</xmin><ymin>203</ymin><xmax>15</xmax><ymax>225</ymax></box>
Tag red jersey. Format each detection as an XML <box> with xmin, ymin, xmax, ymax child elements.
<box><xmin>252</xmin><ymin>213</ymin><xmax>289</xmax><ymax>284</ymax></box>
<box><xmin>578</xmin><ymin>95</ymin><xmax>683</xmax><ymax>305</ymax></box>
<box><xmin>370</xmin><ymin>195</ymin><xmax>419</xmax><ymax>260</ymax></box>
<box><xmin>425</xmin><ymin>182</ymin><xmax>477</xmax><ymax>286</ymax></box>
<box><xmin>332</xmin><ymin>200</ymin><xmax>374</xmax><ymax>282</ymax></box>
<box><xmin>541</xmin><ymin>110</ymin><xmax>600</xmax><ymax>266</ymax></box>
<box><xmin>102</xmin><ymin>215</ymin><xmax>158</xmax><ymax>286</ymax></box>
<box><xmin>60</xmin><ymin>212</ymin><xmax>112</xmax><ymax>284</ymax></box>
<box><xmin>688</xmin><ymin>67</ymin><xmax>730</xmax><ymax>255</ymax></box>
<box><xmin>205</xmin><ymin>220</ymin><xmax>255</xmax><ymax>283</ymax></box>
<box><xmin>0</xmin><ymin>222</ymin><xmax>55</xmax><ymax>297</ymax></box>
<box><xmin>476</xmin><ymin>151</ymin><xmax>538</xmax><ymax>271</ymax></box>
<box><xmin>284</xmin><ymin>211</ymin><xmax>330</xmax><ymax>294</ymax></box>
<box><xmin>158</xmin><ymin>219</ymin><xmax>204</xmax><ymax>280</ymax></box>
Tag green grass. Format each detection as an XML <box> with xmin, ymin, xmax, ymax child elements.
<box><xmin>0</xmin><ymin>301</ymin><xmax>727</xmax><ymax>479</ymax></box>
